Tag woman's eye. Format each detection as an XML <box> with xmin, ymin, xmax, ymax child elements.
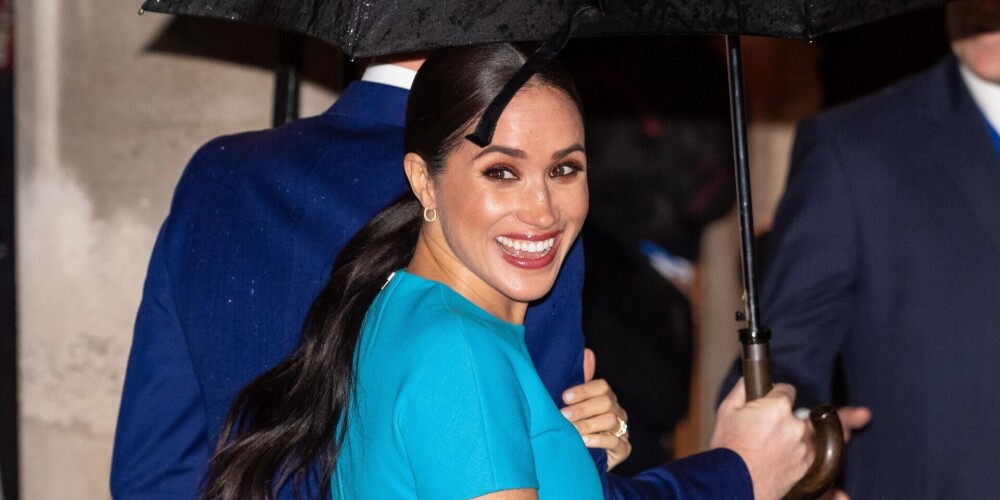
<box><xmin>484</xmin><ymin>166</ymin><xmax>518</xmax><ymax>181</ymax></box>
<box><xmin>550</xmin><ymin>163</ymin><xmax>583</xmax><ymax>178</ymax></box>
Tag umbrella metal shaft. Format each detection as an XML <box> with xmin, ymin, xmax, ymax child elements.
<box><xmin>725</xmin><ymin>35</ymin><xmax>772</xmax><ymax>401</ymax></box>
<box><xmin>273</xmin><ymin>32</ymin><xmax>302</xmax><ymax>128</ymax></box>
<box><xmin>725</xmin><ymin>37</ymin><xmax>843</xmax><ymax>500</ymax></box>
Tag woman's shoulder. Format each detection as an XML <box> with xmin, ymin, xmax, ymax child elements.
<box><xmin>379</xmin><ymin>271</ymin><xmax>523</xmax><ymax>354</ymax></box>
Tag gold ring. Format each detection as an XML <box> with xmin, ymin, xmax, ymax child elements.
<box><xmin>614</xmin><ymin>417</ymin><xmax>628</xmax><ymax>438</ymax></box>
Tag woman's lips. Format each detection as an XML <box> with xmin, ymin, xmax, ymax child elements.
<box><xmin>495</xmin><ymin>232</ymin><xmax>561</xmax><ymax>269</ymax></box>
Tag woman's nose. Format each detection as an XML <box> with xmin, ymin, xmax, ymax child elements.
<box><xmin>517</xmin><ymin>183</ymin><xmax>556</xmax><ymax>228</ymax></box>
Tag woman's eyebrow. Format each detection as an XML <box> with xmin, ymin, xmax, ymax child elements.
<box><xmin>552</xmin><ymin>144</ymin><xmax>585</xmax><ymax>160</ymax></box>
<box><xmin>474</xmin><ymin>145</ymin><xmax>526</xmax><ymax>159</ymax></box>
<box><xmin>473</xmin><ymin>143</ymin><xmax>585</xmax><ymax>160</ymax></box>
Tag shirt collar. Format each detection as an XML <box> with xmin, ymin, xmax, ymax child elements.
<box><xmin>361</xmin><ymin>63</ymin><xmax>417</xmax><ymax>90</ymax></box>
<box><xmin>959</xmin><ymin>62</ymin><xmax>1000</xmax><ymax>134</ymax></box>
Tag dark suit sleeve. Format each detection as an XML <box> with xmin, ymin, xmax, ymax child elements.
<box><xmin>110</xmin><ymin>221</ymin><xmax>208</xmax><ymax>499</ymax></box>
<box><xmin>602</xmin><ymin>448</ymin><xmax>752</xmax><ymax>499</ymax></box>
<box><xmin>719</xmin><ymin>118</ymin><xmax>858</xmax><ymax>408</ymax></box>
<box><xmin>110</xmin><ymin>151</ymin><xmax>215</xmax><ymax>499</ymax></box>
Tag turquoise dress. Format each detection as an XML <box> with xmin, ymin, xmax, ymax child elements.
<box><xmin>331</xmin><ymin>270</ymin><xmax>602</xmax><ymax>499</ymax></box>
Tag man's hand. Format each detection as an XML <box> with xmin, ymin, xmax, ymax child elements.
<box><xmin>711</xmin><ymin>378</ymin><xmax>812</xmax><ymax>500</ymax></box>
<box><xmin>560</xmin><ymin>348</ymin><xmax>632</xmax><ymax>470</ymax></box>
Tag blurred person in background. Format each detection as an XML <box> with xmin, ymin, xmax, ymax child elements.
<box><xmin>724</xmin><ymin>0</ymin><xmax>1000</xmax><ymax>497</ymax></box>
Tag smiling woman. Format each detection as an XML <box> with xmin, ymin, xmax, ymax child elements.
<box><xmin>201</xmin><ymin>43</ymin><xmax>601</xmax><ymax>500</ymax></box>
<box><xmin>405</xmin><ymin>83</ymin><xmax>588</xmax><ymax>321</ymax></box>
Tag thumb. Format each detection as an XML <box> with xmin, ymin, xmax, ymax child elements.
<box><xmin>583</xmin><ymin>348</ymin><xmax>596</xmax><ymax>383</ymax></box>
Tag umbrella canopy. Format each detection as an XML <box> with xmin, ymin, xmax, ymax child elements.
<box><xmin>140</xmin><ymin>0</ymin><xmax>945</xmax><ymax>58</ymax></box>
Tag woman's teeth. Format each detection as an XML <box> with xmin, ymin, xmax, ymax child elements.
<box><xmin>496</xmin><ymin>236</ymin><xmax>556</xmax><ymax>255</ymax></box>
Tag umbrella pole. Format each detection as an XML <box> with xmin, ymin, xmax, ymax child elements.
<box><xmin>724</xmin><ymin>35</ymin><xmax>772</xmax><ymax>402</ymax></box>
<box><xmin>725</xmin><ymin>35</ymin><xmax>844</xmax><ymax>500</ymax></box>
<box><xmin>273</xmin><ymin>32</ymin><xmax>302</xmax><ymax>128</ymax></box>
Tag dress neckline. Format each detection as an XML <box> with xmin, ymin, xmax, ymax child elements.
<box><xmin>391</xmin><ymin>269</ymin><xmax>526</xmax><ymax>332</ymax></box>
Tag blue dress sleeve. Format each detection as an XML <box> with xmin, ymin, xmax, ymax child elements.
<box><xmin>395</xmin><ymin>316</ymin><xmax>538</xmax><ymax>499</ymax></box>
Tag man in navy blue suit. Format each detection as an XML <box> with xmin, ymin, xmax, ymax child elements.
<box><xmin>111</xmin><ymin>52</ymin><xmax>814</xmax><ymax>499</ymax></box>
<box><xmin>729</xmin><ymin>1</ymin><xmax>1000</xmax><ymax>497</ymax></box>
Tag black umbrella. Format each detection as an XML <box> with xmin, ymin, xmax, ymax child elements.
<box><xmin>138</xmin><ymin>1</ymin><xmax>948</xmax><ymax>497</ymax></box>
<box><xmin>139</xmin><ymin>0</ymin><xmax>944</xmax><ymax>58</ymax></box>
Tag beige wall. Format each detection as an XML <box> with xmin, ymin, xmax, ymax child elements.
<box><xmin>15</xmin><ymin>1</ymin><xmax>336</xmax><ymax>497</ymax></box>
<box><xmin>689</xmin><ymin>122</ymin><xmax>798</xmax><ymax>450</ymax></box>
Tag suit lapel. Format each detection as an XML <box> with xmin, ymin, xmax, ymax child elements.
<box><xmin>922</xmin><ymin>58</ymin><xmax>1000</xmax><ymax>254</ymax></box>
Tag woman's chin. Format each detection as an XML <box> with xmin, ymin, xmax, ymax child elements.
<box><xmin>483</xmin><ymin>254</ymin><xmax>566</xmax><ymax>306</ymax></box>
<box><xmin>499</xmin><ymin>279</ymin><xmax>559</xmax><ymax>305</ymax></box>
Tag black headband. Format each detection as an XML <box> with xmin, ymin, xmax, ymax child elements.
<box><xmin>464</xmin><ymin>6</ymin><xmax>596</xmax><ymax>147</ymax></box>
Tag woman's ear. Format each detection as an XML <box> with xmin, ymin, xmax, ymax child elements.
<box><xmin>404</xmin><ymin>152</ymin><xmax>437</xmax><ymax>209</ymax></box>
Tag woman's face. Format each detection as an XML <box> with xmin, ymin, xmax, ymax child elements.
<box><xmin>409</xmin><ymin>85</ymin><xmax>588</xmax><ymax>319</ymax></box>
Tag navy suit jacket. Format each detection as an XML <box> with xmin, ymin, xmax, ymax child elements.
<box><xmin>111</xmin><ymin>81</ymin><xmax>750</xmax><ymax>499</ymax></box>
<box><xmin>747</xmin><ymin>56</ymin><xmax>1000</xmax><ymax>498</ymax></box>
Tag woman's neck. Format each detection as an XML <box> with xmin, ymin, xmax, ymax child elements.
<box><xmin>406</xmin><ymin>232</ymin><xmax>527</xmax><ymax>324</ymax></box>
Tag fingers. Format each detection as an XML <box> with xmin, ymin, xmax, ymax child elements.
<box><xmin>577</xmin><ymin>409</ymin><xmax>631</xmax><ymax>470</ymax></box>
<box><xmin>838</xmin><ymin>406</ymin><xmax>872</xmax><ymax>430</ymax></box>
<box><xmin>562</xmin><ymin>378</ymin><xmax>611</xmax><ymax>406</ymax></box>
<box><xmin>583</xmin><ymin>348</ymin><xmax>596</xmax><ymax>383</ymax></box>
<box><xmin>766</xmin><ymin>383</ymin><xmax>797</xmax><ymax>408</ymax></box>
<box><xmin>561</xmin><ymin>369</ymin><xmax>632</xmax><ymax>469</ymax></box>
<box><xmin>560</xmin><ymin>382</ymin><xmax>624</xmax><ymax>427</ymax></box>
<box><xmin>818</xmin><ymin>488</ymin><xmax>851</xmax><ymax>500</ymax></box>
<box><xmin>582</xmin><ymin>429</ymin><xmax>628</xmax><ymax>450</ymax></box>
<box><xmin>837</xmin><ymin>406</ymin><xmax>872</xmax><ymax>443</ymax></box>
<box><xmin>712</xmin><ymin>379</ymin><xmax>813</xmax><ymax>500</ymax></box>
<box><xmin>588</xmin><ymin>426</ymin><xmax>632</xmax><ymax>471</ymax></box>
<box><xmin>744</xmin><ymin>382</ymin><xmax>797</xmax><ymax>418</ymax></box>
<box><xmin>830</xmin><ymin>489</ymin><xmax>851</xmax><ymax>500</ymax></box>
<box><xmin>724</xmin><ymin>380</ymin><xmax>796</xmax><ymax>410</ymax></box>
<box><xmin>567</xmin><ymin>410</ymin><xmax>622</xmax><ymax>437</ymax></box>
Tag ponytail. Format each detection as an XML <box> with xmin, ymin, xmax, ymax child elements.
<box><xmin>202</xmin><ymin>195</ymin><xmax>422</xmax><ymax>500</ymax></box>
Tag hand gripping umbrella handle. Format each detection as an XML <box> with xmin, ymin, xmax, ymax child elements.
<box><xmin>741</xmin><ymin>336</ymin><xmax>844</xmax><ymax>500</ymax></box>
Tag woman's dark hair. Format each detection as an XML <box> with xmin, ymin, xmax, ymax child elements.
<box><xmin>406</xmin><ymin>43</ymin><xmax>581</xmax><ymax>175</ymax></box>
<box><xmin>201</xmin><ymin>43</ymin><xmax>581</xmax><ymax>500</ymax></box>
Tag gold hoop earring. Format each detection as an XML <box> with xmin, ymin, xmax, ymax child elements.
<box><xmin>423</xmin><ymin>207</ymin><xmax>438</xmax><ymax>222</ymax></box>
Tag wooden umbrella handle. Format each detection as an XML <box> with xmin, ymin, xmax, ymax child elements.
<box><xmin>785</xmin><ymin>406</ymin><xmax>844</xmax><ymax>500</ymax></box>
<box><xmin>741</xmin><ymin>341</ymin><xmax>773</xmax><ymax>401</ymax></box>
<box><xmin>742</xmin><ymin>340</ymin><xmax>844</xmax><ymax>500</ymax></box>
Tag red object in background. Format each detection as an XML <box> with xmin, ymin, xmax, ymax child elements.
<box><xmin>0</xmin><ymin>0</ymin><xmax>11</xmax><ymax>73</ymax></box>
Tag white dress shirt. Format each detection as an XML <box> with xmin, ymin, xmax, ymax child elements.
<box><xmin>361</xmin><ymin>63</ymin><xmax>417</xmax><ymax>90</ymax></box>
<box><xmin>960</xmin><ymin>63</ymin><xmax>1000</xmax><ymax>133</ymax></box>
